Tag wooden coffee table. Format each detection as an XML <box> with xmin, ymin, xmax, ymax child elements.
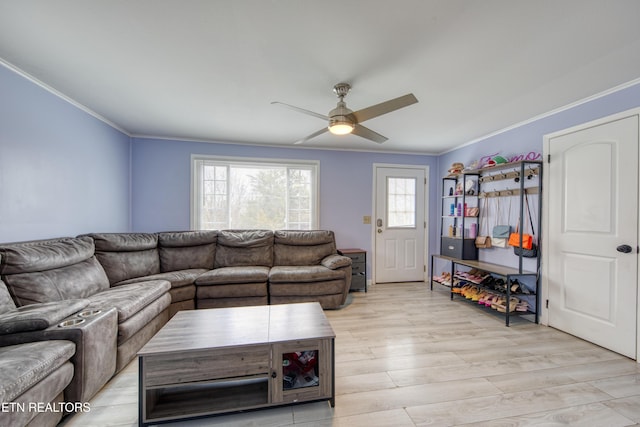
<box><xmin>137</xmin><ymin>302</ymin><xmax>335</xmax><ymax>426</ymax></box>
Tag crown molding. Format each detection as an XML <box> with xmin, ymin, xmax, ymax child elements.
<box><xmin>0</xmin><ymin>58</ymin><xmax>130</xmax><ymax>136</ymax></box>
<box><xmin>441</xmin><ymin>76</ymin><xmax>640</xmax><ymax>155</ymax></box>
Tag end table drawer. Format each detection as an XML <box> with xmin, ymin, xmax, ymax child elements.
<box><xmin>143</xmin><ymin>345</ymin><xmax>270</xmax><ymax>387</ymax></box>
<box><xmin>351</xmin><ymin>262</ymin><xmax>365</xmax><ymax>274</ymax></box>
<box><xmin>345</xmin><ymin>252</ymin><xmax>365</xmax><ymax>263</ymax></box>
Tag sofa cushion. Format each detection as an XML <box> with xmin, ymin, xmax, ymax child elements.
<box><xmin>1</xmin><ymin>363</ymin><xmax>72</xmax><ymax>427</ymax></box>
<box><xmin>0</xmin><ymin>340</ymin><xmax>75</xmax><ymax>402</ymax></box>
<box><xmin>273</xmin><ymin>230</ymin><xmax>337</xmax><ymax>266</ymax></box>
<box><xmin>0</xmin><ymin>280</ymin><xmax>16</xmax><ymax>314</ymax></box>
<box><xmin>168</xmin><ymin>285</ymin><xmax>196</xmax><ymax>303</ymax></box>
<box><xmin>197</xmin><ymin>284</ymin><xmax>267</xmax><ymax>299</ymax></box>
<box><xmin>0</xmin><ymin>299</ymin><xmax>90</xmax><ymax>335</ymax></box>
<box><xmin>158</xmin><ymin>231</ymin><xmax>217</xmax><ymax>272</ymax></box>
<box><xmin>86</xmin><ymin>233</ymin><xmax>160</xmax><ymax>285</ymax></box>
<box><xmin>3</xmin><ymin>258</ymin><xmax>110</xmax><ymax>306</ymax></box>
<box><xmin>115</xmin><ymin>293</ymin><xmax>171</xmax><ymax>344</ymax></box>
<box><xmin>116</xmin><ymin>269</ymin><xmax>208</xmax><ymax>289</ymax></box>
<box><xmin>269</xmin><ymin>266</ymin><xmax>346</xmax><ymax>283</ymax></box>
<box><xmin>0</xmin><ymin>237</ymin><xmax>110</xmax><ymax>306</ymax></box>
<box><xmin>215</xmin><ymin>230</ymin><xmax>274</xmax><ymax>267</ymax></box>
<box><xmin>269</xmin><ymin>280</ymin><xmax>348</xmax><ymax>296</ymax></box>
<box><xmin>0</xmin><ymin>236</ymin><xmax>94</xmax><ymax>275</ymax></box>
<box><xmin>321</xmin><ymin>254</ymin><xmax>352</xmax><ymax>270</ymax></box>
<box><xmin>86</xmin><ymin>280</ymin><xmax>170</xmax><ymax>323</ymax></box>
<box><xmin>196</xmin><ymin>266</ymin><xmax>270</xmax><ymax>285</ymax></box>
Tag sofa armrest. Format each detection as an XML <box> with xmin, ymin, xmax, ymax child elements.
<box><xmin>321</xmin><ymin>254</ymin><xmax>352</xmax><ymax>270</ymax></box>
<box><xmin>0</xmin><ymin>299</ymin><xmax>90</xmax><ymax>335</ymax></box>
<box><xmin>0</xmin><ymin>307</ymin><xmax>118</xmax><ymax>403</ymax></box>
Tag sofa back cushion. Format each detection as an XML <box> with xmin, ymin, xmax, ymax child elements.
<box><xmin>158</xmin><ymin>231</ymin><xmax>217</xmax><ymax>272</ymax></box>
<box><xmin>273</xmin><ymin>230</ymin><xmax>337</xmax><ymax>266</ymax></box>
<box><xmin>0</xmin><ymin>280</ymin><xmax>16</xmax><ymax>314</ymax></box>
<box><xmin>215</xmin><ymin>230</ymin><xmax>274</xmax><ymax>268</ymax></box>
<box><xmin>0</xmin><ymin>237</ymin><xmax>110</xmax><ymax>306</ymax></box>
<box><xmin>86</xmin><ymin>233</ymin><xmax>160</xmax><ymax>285</ymax></box>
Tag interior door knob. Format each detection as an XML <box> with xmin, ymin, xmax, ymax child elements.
<box><xmin>616</xmin><ymin>244</ymin><xmax>633</xmax><ymax>253</ymax></box>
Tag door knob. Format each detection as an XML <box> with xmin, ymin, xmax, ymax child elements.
<box><xmin>377</xmin><ymin>229</ymin><xmax>382</xmax><ymax>234</ymax></box>
<box><xmin>616</xmin><ymin>244</ymin><xmax>634</xmax><ymax>253</ymax></box>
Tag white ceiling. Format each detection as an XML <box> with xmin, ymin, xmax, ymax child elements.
<box><xmin>1</xmin><ymin>0</ymin><xmax>640</xmax><ymax>154</ymax></box>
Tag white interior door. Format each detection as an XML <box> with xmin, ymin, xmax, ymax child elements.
<box><xmin>374</xmin><ymin>166</ymin><xmax>427</xmax><ymax>283</ymax></box>
<box><xmin>545</xmin><ymin>114</ymin><xmax>638</xmax><ymax>359</ymax></box>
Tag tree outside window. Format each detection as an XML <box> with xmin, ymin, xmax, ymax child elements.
<box><xmin>192</xmin><ymin>157</ymin><xmax>318</xmax><ymax>230</ymax></box>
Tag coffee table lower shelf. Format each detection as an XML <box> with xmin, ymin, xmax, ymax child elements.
<box><xmin>143</xmin><ymin>376</ymin><xmax>270</xmax><ymax>421</ymax></box>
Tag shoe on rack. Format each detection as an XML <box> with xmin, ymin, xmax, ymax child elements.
<box><xmin>491</xmin><ymin>296</ymin><xmax>505</xmax><ymax>310</ymax></box>
<box><xmin>478</xmin><ymin>292</ymin><xmax>495</xmax><ymax>305</ymax></box>
<box><xmin>484</xmin><ymin>294</ymin><xmax>499</xmax><ymax>307</ymax></box>
<box><xmin>472</xmin><ymin>290</ymin><xmax>487</xmax><ymax>302</ymax></box>
<box><xmin>510</xmin><ymin>280</ymin><xmax>521</xmax><ymax>293</ymax></box>
<box><xmin>496</xmin><ymin>297</ymin><xmax>520</xmax><ymax>313</ymax></box>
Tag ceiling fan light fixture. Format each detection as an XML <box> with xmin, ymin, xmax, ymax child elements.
<box><xmin>328</xmin><ymin>116</ymin><xmax>354</xmax><ymax>135</ymax></box>
<box><xmin>272</xmin><ymin>81</ymin><xmax>416</xmax><ymax>144</ymax></box>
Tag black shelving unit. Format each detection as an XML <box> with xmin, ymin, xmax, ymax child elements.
<box><xmin>432</xmin><ymin>160</ymin><xmax>542</xmax><ymax>326</ymax></box>
<box><xmin>439</xmin><ymin>172</ymin><xmax>480</xmax><ymax>260</ymax></box>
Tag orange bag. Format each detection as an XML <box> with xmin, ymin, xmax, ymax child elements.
<box><xmin>508</xmin><ymin>230</ymin><xmax>533</xmax><ymax>250</ymax></box>
<box><xmin>508</xmin><ymin>194</ymin><xmax>534</xmax><ymax>250</ymax></box>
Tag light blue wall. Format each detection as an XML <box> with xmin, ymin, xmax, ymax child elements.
<box><xmin>131</xmin><ymin>138</ymin><xmax>437</xmax><ymax>272</ymax></box>
<box><xmin>435</xmin><ymin>81</ymin><xmax>640</xmax><ymax>271</ymax></box>
<box><xmin>0</xmin><ymin>64</ymin><xmax>131</xmax><ymax>241</ymax></box>
<box><xmin>438</xmin><ymin>81</ymin><xmax>640</xmax><ymax>175</ymax></box>
<box><xmin>3</xmin><ymin>54</ymin><xmax>640</xmax><ymax>280</ymax></box>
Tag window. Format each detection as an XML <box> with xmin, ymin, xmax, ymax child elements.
<box><xmin>386</xmin><ymin>177</ymin><xmax>416</xmax><ymax>228</ymax></box>
<box><xmin>192</xmin><ymin>156</ymin><xmax>319</xmax><ymax>230</ymax></box>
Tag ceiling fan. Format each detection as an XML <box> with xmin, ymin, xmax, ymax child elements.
<box><xmin>271</xmin><ymin>83</ymin><xmax>418</xmax><ymax>144</ymax></box>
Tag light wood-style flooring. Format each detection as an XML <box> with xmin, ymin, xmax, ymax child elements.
<box><xmin>61</xmin><ymin>282</ymin><xmax>640</xmax><ymax>426</ymax></box>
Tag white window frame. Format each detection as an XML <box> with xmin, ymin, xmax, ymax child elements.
<box><xmin>190</xmin><ymin>155</ymin><xmax>320</xmax><ymax>230</ymax></box>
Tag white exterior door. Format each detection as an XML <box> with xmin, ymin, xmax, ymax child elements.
<box><xmin>374</xmin><ymin>165</ymin><xmax>427</xmax><ymax>283</ymax></box>
<box><xmin>544</xmin><ymin>113</ymin><xmax>639</xmax><ymax>359</ymax></box>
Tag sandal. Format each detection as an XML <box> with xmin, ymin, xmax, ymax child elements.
<box><xmin>485</xmin><ymin>294</ymin><xmax>500</xmax><ymax>307</ymax></box>
<box><xmin>479</xmin><ymin>292</ymin><xmax>496</xmax><ymax>306</ymax></box>
<box><xmin>491</xmin><ymin>296</ymin><xmax>505</xmax><ymax>310</ymax></box>
<box><xmin>496</xmin><ymin>297</ymin><xmax>520</xmax><ymax>313</ymax></box>
<box><xmin>472</xmin><ymin>290</ymin><xmax>487</xmax><ymax>302</ymax></box>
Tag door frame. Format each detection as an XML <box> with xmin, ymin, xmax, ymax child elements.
<box><xmin>542</xmin><ymin>107</ymin><xmax>640</xmax><ymax>360</ymax></box>
<box><xmin>371</xmin><ymin>163</ymin><xmax>430</xmax><ymax>285</ymax></box>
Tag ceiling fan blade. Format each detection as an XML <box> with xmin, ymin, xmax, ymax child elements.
<box><xmin>352</xmin><ymin>93</ymin><xmax>418</xmax><ymax>123</ymax></box>
<box><xmin>271</xmin><ymin>101</ymin><xmax>328</xmax><ymax>120</ymax></box>
<box><xmin>352</xmin><ymin>124</ymin><xmax>388</xmax><ymax>144</ymax></box>
<box><xmin>293</xmin><ymin>128</ymin><xmax>328</xmax><ymax>145</ymax></box>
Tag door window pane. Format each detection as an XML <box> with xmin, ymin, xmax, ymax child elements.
<box><xmin>387</xmin><ymin>177</ymin><xmax>416</xmax><ymax>228</ymax></box>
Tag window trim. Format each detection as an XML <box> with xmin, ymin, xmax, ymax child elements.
<box><xmin>190</xmin><ymin>154</ymin><xmax>320</xmax><ymax>230</ymax></box>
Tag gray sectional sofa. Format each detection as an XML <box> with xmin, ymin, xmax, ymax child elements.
<box><xmin>0</xmin><ymin>229</ymin><xmax>351</xmax><ymax>426</ymax></box>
